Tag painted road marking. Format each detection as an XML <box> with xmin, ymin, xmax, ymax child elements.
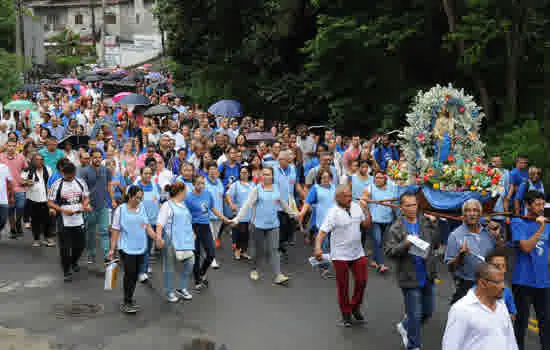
<box><xmin>0</xmin><ymin>274</ymin><xmax>57</xmax><ymax>293</ymax></box>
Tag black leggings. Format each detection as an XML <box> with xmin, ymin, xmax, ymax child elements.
<box><xmin>29</xmin><ymin>201</ymin><xmax>51</xmax><ymax>240</ymax></box>
<box><xmin>235</xmin><ymin>222</ymin><xmax>249</xmax><ymax>250</ymax></box>
<box><xmin>58</xmin><ymin>226</ymin><xmax>85</xmax><ymax>274</ymax></box>
<box><xmin>120</xmin><ymin>251</ymin><xmax>144</xmax><ymax>304</ymax></box>
<box><xmin>192</xmin><ymin>223</ymin><xmax>215</xmax><ymax>283</ymax></box>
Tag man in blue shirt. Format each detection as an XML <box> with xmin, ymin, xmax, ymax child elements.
<box><xmin>444</xmin><ymin>199</ymin><xmax>505</xmax><ymax>304</ymax></box>
<box><xmin>511</xmin><ymin>190</ymin><xmax>550</xmax><ymax>350</ymax></box>
<box><xmin>373</xmin><ymin>134</ymin><xmax>399</xmax><ymax>171</ymax></box>
<box><xmin>385</xmin><ymin>192</ymin><xmax>439</xmax><ymax>350</ymax></box>
<box><xmin>507</xmin><ymin>155</ymin><xmax>529</xmax><ymax>204</ymax></box>
<box><xmin>514</xmin><ymin>167</ymin><xmax>544</xmax><ymax>216</ymax></box>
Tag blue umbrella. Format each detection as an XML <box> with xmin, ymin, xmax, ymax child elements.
<box><xmin>118</xmin><ymin>93</ymin><xmax>151</xmax><ymax>105</ymax></box>
<box><xmin>208</xmin><ymin>99</ymin><xmax>242</xmax><ymax>117</ymax></box>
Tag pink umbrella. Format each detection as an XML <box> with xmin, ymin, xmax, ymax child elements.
<box><xmin>112</xmin><ymin>92</ymin><xmax>132</xmax><ymax>103</ymax></box>
<box><xmin>60</xmin><ymin>78</ymin><xmax>80</xmax><ymax>86</ymax></box>
<box><xmin>143</xmin><ymin>64</ymin><xmax>152</xmax><ymax>68</ymax></box>
<box><xmin>79</xmin><ymin>85</ymin><xmax>87</xmax><ymax>95</ymax></box>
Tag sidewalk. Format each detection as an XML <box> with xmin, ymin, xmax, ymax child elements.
<box><xmin>0</xmin><ymin>238</ymin><xmax>214</xmax><ymax>350</ymax></box>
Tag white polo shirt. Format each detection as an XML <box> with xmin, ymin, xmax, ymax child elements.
<box><xmin>442</xmin><ymin>289</ymin><xmax>518</xmax><ymax>350</ymax></box>
<box><xmin>320</xmin><ymin>202</ymin><xmax>365</xmax><ymax>261</ymax></box>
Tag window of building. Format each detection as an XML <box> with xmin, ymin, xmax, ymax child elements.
<box><xmin>74</xmin><ymin>14</ymin><xmax>83</xmax><ymax>25</ymax></box>
<box><xmin>46</xmin><ymin>15</ymin><xmax>58</xmax><ymax>25</ymax></box>
<box><xmin>104</xmin><ymin>13</ymin><xmax>116</xmax><ymax>24</ymax></box>
<box><xmin>135</xmin><ymin>14</ymin><xmax>140</xmax><ymax>24</ymax></box>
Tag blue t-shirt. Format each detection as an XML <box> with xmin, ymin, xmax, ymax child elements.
<box><xmin>511</xmin><ymin>218</ymin><xmax>550</xmax><ymax>288</ymax></box>
<box><xmin>47</xmin><ymin>171</ymin><xmax>62</xmax><ymax>189</ymax></box>
<box><xmin>218</xmin><ymin>162</ymin><xmax>240</xmax><ymax>191</ymax></box>
<box><xmin>403</xmin><ymin>218</ymin><xmax>427</xmax><ymax>287</ymax></box>
<box><xmin>510</xmin><ymin>168</ymin><xmax>528</xmax><ymax>187</ymax></box>
<box><xmin>184</xmin><ymin>190</ymin><xmax>214</xmax><ymax>224</ymax></box>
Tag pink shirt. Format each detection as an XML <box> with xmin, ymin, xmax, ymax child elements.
<box><xmin>0</xmin><ymin>153</ymin><xmax>28</xmax><ymax>192</ymax></box>
<box><xmin>343</xmin><ymin>146</ymin><xmax>361</xmax><ymax>170</ymax></box>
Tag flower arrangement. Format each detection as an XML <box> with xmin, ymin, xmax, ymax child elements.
<box><xmin>398</xmin><ymin>84</ymin><xmax>486</xmax><ymax>182</ymax></box>
<box><xmin>386</xmin><ymin>160</ymin><xmax>408</xmax><ymax>185</ymax></box>
<box><xmin>411</xmin><ymin>158</ymin><xmax>504</xmax><ymax>197</ymax></box>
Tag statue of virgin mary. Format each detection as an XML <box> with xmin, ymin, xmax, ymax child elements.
<box><xmin>432</xmin><ymin>107</ymin><xmax>454</xmax><ymax>165</ymax></box>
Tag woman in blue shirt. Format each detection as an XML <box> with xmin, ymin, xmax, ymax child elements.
<box><xmin>184</xmin><ymin>174</ymin><xmax>230</xmax><ymax>291</ymax></box>
<box><xmin>231</xmin><ymin>167</ymin><xmax>297</xmax><ymax>285</ymax></box>
<box><xmin>156</xmin><ymin>182</ymin><xmax>195</xmax><ymax>303</ymax></box>
<box><xmin>109</xmin><ymin>185</ymin><xmax>160</xmax><ymax>314</ymax></box>
<box><xmin>174</xmin><ymin>161</ymin><xmax>195</xmax><ymax>194</ymax></box>
<box><xmin>134</xmin><ymin>166</ymin><xmax>162</xmax><ymax>283</ymax></box>
<box><xmin>363</xmin><ymin>170</ymin><xmax>396</xmax><ymax>273</ymax></box>
<box><xmin>226</xmin><ymin>166</ymin><xmax>255</xmax><ymax>260</ymax></box>
<box><xmin>297</xmin><ymin>169</ymin><xmax>336</xmax><ymax>278</ymax></box>
<box><xmin>205</xmin><ymin>162</ymin><xmax>225</xmax><ymax>268</ymax></box>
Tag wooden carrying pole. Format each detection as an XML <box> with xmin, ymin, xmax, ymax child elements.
<box><xmin>363</xmin><ymin>199</ymin><xmax>550</xmax><ymax>223</ymax></box>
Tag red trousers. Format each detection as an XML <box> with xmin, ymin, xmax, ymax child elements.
<box><xmin>332</xmin><ymin>256</ymin><xmax>368</xmax><ymax>314</ymax></box>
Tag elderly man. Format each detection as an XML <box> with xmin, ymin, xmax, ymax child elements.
<box><xmin>314</xmin><ymin>185</ymin><xmax>371</xmax><ymax>327</ymax></box>
<box><xmin>385</xmin><ymin>192</ymin><xmax>439</xmax><ymax>350</ymax></box>
<box><xmin>444</xmin><ymin>199</ymin><xmax>505</xmax><ymax>304</ymax></box>
<box><xmin>442</xmin><ymin>263</ymin><xmax>518</xmax><ymax>350</ymax></box>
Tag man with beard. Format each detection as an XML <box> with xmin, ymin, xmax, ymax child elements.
<box><xmin>445</xmin><ymin>199</ymin><xmax>505</xmax><ymax>304</ymax></box>
<box><xmin>79</xmin><ymin>148</ymin><xmax>115</xmax><ymax>265</ymax></box>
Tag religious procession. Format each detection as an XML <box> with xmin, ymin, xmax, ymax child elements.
<box><xmin>0</xmin><ymin>68</ymin><xmax>547</xmax><ymax>350</ymax></box>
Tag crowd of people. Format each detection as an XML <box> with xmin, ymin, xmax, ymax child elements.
<box><xmin>0</xmin><ymin>72</ymin><xmax>548</xmax><ymax>350</ymax></box>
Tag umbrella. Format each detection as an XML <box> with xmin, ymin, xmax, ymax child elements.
<box><xmin>108</xmin><ymin>72</ymin><xmax>126</xmax><ymax>80</ymax></box>
<box><xmin>22</xmin><ymin>84</ymin><xmax>40</xmax><ymax>92</ymax></box>
<box><xmin>143</xmin><ymin>63</ymin><xmax>152</xmax><ymax>68</ymax></box>
<box><xmin>144</xmin><ymin>104</ymin><xmax>179</xmax><ymax>117</ymax></box>
<box><xmin>118</xmin><ymin>93</ymin><xmax>151</xmax><ymax>105</ymax></box>
<box><xmin>208</xmin><ymin>99</ymin><xmax>242</xmax><ymax>117</ymax></box>
<box><xmin>48</xmin><ymin>73</ymin><xmax>64</xmax><ymax>79</ymax></box>
<box><xmin>246</xmin><ymin>132</ymin><xmax>276</xmax><ymax>143</ymax></box>
<box><xmin>112</xmin><ymin>92</ymin><xmax>133</xmax><ymax>103</ymax></box>
<box><xmin>82</xmin><ymin>75</ymin><xmax>101</xmax><ymax>82</ymax></box>
<box><xmin>39</xmin><ymin>79</ymin><xmax>51</xmax><ymax>84</ymax></box>
<box><xmin>60</xmin><ymin>78</ymin><xmax>80</xmax><ymax>86</ymax></box>
<box><xmin>145</xmin><ymin>72</ymin><xmax>162</xmax><ymax>80</ymax></box>
<box><xmin>4</xmin><ymin>100</ymin><xmax>34</xmax><ymax>111</ymax></box>
<box><xmin>57</xmin><ymin>135</ymin><xmax>90</xmax><ymax>150</ymax></box>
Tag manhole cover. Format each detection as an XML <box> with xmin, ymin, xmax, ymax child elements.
<box><xmin>53</xmin><ymin>303</ymin><xmax>104</xmax><ymax>319</ymax></box>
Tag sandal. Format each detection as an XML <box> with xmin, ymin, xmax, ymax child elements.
<box><xmin>378</xmin><ymin>265</ymin><xmax>390</xmax><ymax>273</ymax></box>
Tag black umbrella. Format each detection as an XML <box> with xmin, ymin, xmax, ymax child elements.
<box><xmin>95</xmin><ymin>70</ymin><xmax>110</xmax><ymax>76</ymax></box>
<box><xmin>108</xmin><ymin>72</ymin><xmax>126</xmax><ymax>80</ymax></box>
<box><xmin>82</xmin><ymin>75</ymin><xmax>102</xmax><ymax>82</ymax></box>
<box><xmin>57</xmin><ymin>135</ymin><xmax>90</xmax><ymax>149</ymax></box>
<box><xmin>40</xmin><ymin>79</ymin><xmax>51</xmax><ymax>84</ymax></box>
<box><xmin>118</xmin><ymin>93</ymin><xmax>151</xmax><ymax>105</ymax></box>
<box><xmin>246</xmin><ymin>132</ymin><xmax>276</xmax><ymax>143</ymax></box>
<box><xmin>48</xmin><ymin>73</ymin><xmax>64</xmax><ymax>79</ymax></box>
<box><xmin>144</xmin><ymin>104</ymin><xmax>179</xmax><ymax>116</ymax></box>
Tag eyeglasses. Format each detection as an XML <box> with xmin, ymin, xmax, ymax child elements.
<box><xmin>482</xmin><ymin>278</ymin><xmax>505</xmax><ymax>286</ymax></box>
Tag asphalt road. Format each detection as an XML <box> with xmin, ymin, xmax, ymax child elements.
<box><xmin>0</xmin><ymin>230</ymin><xmax>539</xmax><ymax>350</ymax></box>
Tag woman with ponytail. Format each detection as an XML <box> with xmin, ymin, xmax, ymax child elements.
<box><xmin>109</xmin><ymin>185</ymin><xmax>161</xmax><ymax>314</ymax></box>
<box><xmin>156</xmin><ymin>182</ymin><xmax>195</xmax><ymax>302</ymax></box>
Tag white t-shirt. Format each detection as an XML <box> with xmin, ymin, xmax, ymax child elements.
<box><xmin>0</xmin><ymin>164</ymin><xmax>12</xmax><ymax>204</ymax></box>
<box><xmin>319</xmin><ymin>202</ymin><xmax>366</xmax><ymax>261</ymax></box>
<box><xmin>48</xmin><ymin>177</ymin><xmax>89</xmax><ymax>227</ymax></box>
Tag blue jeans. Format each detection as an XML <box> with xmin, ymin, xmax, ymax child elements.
<box><xmin>401</xmin><ymin>282</ymin><xmax>435</xmax><ymax>350</ymax></box>
<box><xmin>86</xmin><ymin>207</ymin><xmax>110</xmax><ymax>259</ymax></box>
<box><xmin>163</xmin><ymin>255</ymin><xmax>194</xmax><ymax>294</ymax></box>
<box><xmin>370</xmin><ymin>223</ymin><xmax>390</xmax><ymax>265</ymax></box>
<box><xmin>140</xmin><ymin>225</ymin><xmax>155</xmax><ymax>274</ymax></box>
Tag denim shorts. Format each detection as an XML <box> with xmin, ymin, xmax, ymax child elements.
<box><xmin>9</xmin><ymin>192</ymin><xmax>26</xmax><ymax>214</ymax></box>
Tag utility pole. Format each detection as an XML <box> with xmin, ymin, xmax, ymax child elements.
<box><xmin>97</xmin><ymin>0</ymin><xmax>106</xmax><ymax>66</ymax></box>
<box><xmin>90</xmin><ymin>0</ymin><xmax>96</xmax><ymax>47</ymax></box>
<box><xmin>14</xmin><ymin>0</ymin><xmax>24</xmax><ymax>74</ymax></box>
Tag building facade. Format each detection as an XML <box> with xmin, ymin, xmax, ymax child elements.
<box><xmin>25</xmin><ymin>0</ymin><xmax>163</xmax><ymax>67</ymax></box>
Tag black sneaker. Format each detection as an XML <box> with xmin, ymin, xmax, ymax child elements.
<box><xmin>120</xmin><ymin>302</ymin><xmax>138</xmax><ymax>314</ymax></box>
<box><xmin>341</xmin><ymin>313</ymin><xmax>352</xmax><ymax>327</ymax></box>
<box><xmin>63</xmin><ymin>272</ymin><xmax>73</xmax><ymax>282</ymax></box>
<box><xmin>193</xmin><ymin>282</ymin><xmax>207</xmax><ymax>292</ymax></box>
<box><xmin>72</xmin><ymin>264</ymin><xmax>80</xmax><ymax>273</ymax></box>
<box><xmin>9</xmin><ymin>229</ymin><xmax>17</xmax><ymax>239</ymax></box>
<box><xmin>352</xmin><ymin>308</ymin><xmax>365</xmax><ymax>323</ymax></box>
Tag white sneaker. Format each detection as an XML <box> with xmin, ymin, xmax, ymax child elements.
<box><xmin>250</xmin><ymin>270</ymin><xmax>259</xmax><ymax>281</ymax></box>
<box><xmin>175</xmin><ymin>288</ymin><xmax>193</xmax><ymax>300</ymax></box>
<box><xmin>396</xmin><ymin>321</ymin><xmax>408</xmax><ymax>348</ymax></box>
<box><xmin>138</xmin><ymin>273</ymin><xmax>149</xmax><ymax>283</ymax></box>
<box><xmin>274</xmin><ymin>273</ymin><xmax>289</xmax><ymax>284</ymax></box>
<box><xmin>211</xmin><ymin>259</ymin><xmax>220</xmax><ymax>269</ymax></box>
<box><xmin>166</xmin><ymin>292</ymin><xmax>179</xmax><ymax>303</ymax></box>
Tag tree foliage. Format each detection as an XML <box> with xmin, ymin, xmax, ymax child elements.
<box><xmin>0</xmin><ymin>0</ymin><xmax>21</xmax><ymax>101</ymax></box>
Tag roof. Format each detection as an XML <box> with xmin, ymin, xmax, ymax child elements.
<box><xmin>25</xmin><ymin>0</ymin><xmax>129</xmax><ymax>8</ymax></box>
